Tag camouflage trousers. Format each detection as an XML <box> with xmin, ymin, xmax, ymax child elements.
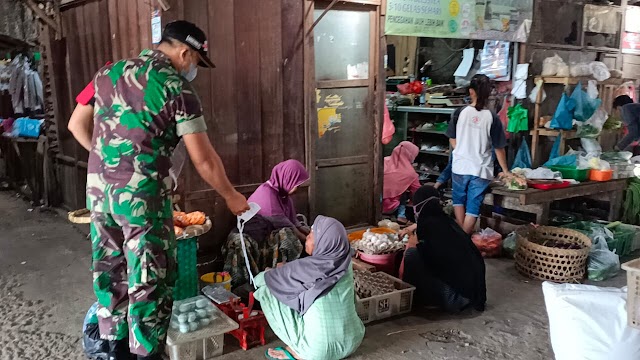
<box><xmin>90</xmin><ymin>212</ymin><xmax>176</xmax><ymax>356</ymax></box>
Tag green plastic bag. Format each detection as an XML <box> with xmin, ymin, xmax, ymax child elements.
<box><xmin>507</xmin><ymin>104</ymin><xmax>529</xmax><ymax>133</ymax></box>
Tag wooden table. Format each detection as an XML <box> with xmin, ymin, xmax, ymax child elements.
<box><xmin>484</xmin><ymin>179</ymin><xmax>628</xmax><ymax>224</ymax></box>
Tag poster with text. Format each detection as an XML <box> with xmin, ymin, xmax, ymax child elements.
<box><xmin>385</xmin><ymin>0</ymin><xmax>533</xmax><ymax>43</ymax></box>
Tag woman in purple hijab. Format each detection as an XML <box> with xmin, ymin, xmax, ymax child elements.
<box><xmin>254</xmin><ymin>216</ymin><xmax>364</xmax><ymax>360</ymax></box>
<box><xmin>248</xmin><ymin>159</ymin><xmax>310</xmax><ymax>241</ymax></box>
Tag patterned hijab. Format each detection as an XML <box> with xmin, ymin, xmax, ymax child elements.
<box><xmin>264</xmin><ymin>216</ymin><xmax>351</xmax><ymax>315</ymax></box>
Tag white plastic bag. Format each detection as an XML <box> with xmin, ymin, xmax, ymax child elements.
<box><xmin>542</xmin><ymin>282</ymin><xmax>640</xmax><ymax>360</ymax></box>
<box><xmin>529</xmin><ymin>81</ymin><xmax>546</xmax><ymax>103</ymax></box>
<box><xmin>541</xmin><ymin>54</ymin><xmax>564</xmax><ymax>76</ymax></box>
<box><xmin>587</xmin><ymin>80</ymin><xmax>599</xmax><ymax>99</ymax></box>
<box><xmin>590</xmin><ymin>61</ymin><xmax>611</xmax><ymax>82</ymax></box>
<box><xmin>581</xmin><ymin>138</ymin><xmax>602</xmax><ymax>155</ymax></box>
<box><xmin>570</xmin><ymin>63</ymin><xmax>592</xmax><ymax>77</ymax></box>
<box><xmin>556</xmin><ymin>62</ymin><xmax>570</xmax><ymax>77</ymax></box>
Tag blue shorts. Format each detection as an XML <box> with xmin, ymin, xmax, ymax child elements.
<box><xmin>452</xmin><ymin>174</ymin><xmax>491</xmax><ymax>217</ymax></box>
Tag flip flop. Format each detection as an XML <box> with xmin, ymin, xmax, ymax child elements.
<box><xmin>265</xmin><ymin>347</ymin><xmax>296</xmax><ymax>360</ymax></box>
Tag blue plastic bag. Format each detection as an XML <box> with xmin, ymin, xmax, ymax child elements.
<box><xmin>549</xmin><ymin>135</ymin><xmax>561</xmax><ymax>160</ymax></box>
<box><xmin>511</xmin><ymin>139</ymin><xmax>532</xmax><ymax>170</ymax></box>
<box><xmin>544</xmin><ymin>154</ymin><xmax>577</xmax><ymax>167</ymax></box>
<box><xmin>549</xmin><ymin>94</ymin><xmax>576</xmax><ymax>130</ymax></box>
<box><xmin>571</xmin><ymin>82</ymin><xmax>601</xmax><ymax>122</ymax></box>
<box><xmin>11</xmin><ymin>118</ymin><xmax>43</xmax><ymax>138</ymax></box>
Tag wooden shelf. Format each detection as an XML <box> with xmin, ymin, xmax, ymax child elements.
<box><xmin>530</xmin><ymin>128</ymin><xmax>579</xmax><ymax>139</ymax></box>
<box><xmin>533</xmin><ymin>76</ymin><xmax>628</xmax><ymax>86</ymax></box>
<box><xmin>419</xmin><ymin>150</ymin><xmax>449</xmax><ymax>157</ymax></box>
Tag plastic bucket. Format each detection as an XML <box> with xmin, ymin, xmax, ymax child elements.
<box><xmin>200</xmin><ymin>272</ymin><xmax>232</xmax><ymax>291</ymax></box>
<box><xmin>357</xmin><ymin>251</ymin><xmax>402</xmax><ymax>276</ymax></box>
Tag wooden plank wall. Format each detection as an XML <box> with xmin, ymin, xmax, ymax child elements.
<box><xmin>52</xmin><ymin>0</ymin><xmax>152</xmax><ymax>210</ymax></box>
<box><xmin>165</xmin><ymin>0</ymin><xmax>307</xmax><ymax>265</ymax></box>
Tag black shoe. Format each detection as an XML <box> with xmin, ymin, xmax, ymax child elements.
<box><xmin>107</xmin><ymin>340</ymin><xmax>135</xmax><ymax>360</ymax></box>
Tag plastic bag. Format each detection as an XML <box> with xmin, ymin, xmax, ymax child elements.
<box><xmin>542</xmin><ymin>282</ymin><xmax>640</xmax><ymax>360</ymax></box>
<box><xmin>502</xmin><ymin>231</ymin><xmax>517</xmax><ymax>258</ymax></box>
<box><xmin>590</xmin><ymin>61</ymin><xmax>611</xmax><ymax>82</ymax></box>
<box><xmin>569</xmin><ymin>63</ymin><xmax>592</xmax><ymax>77</ymax></box>
<box><xmin>511</xmin><ymin>140</ymin><xmax>532</xmax><ymax>170</ymax></box>
<box><xmin>10</xmin><ymin>118</ymin><xmax>43</xmax><ymax>138</ymax></box>
<box><xmin>576</xmin><ymin>107</ymin><xmax>608</xmax><ymax>138</ymax></box>
<box><xmin>382</xmin><ymin>103</ymin><xmax>395</xmax><ymax>145</ymax></box>
<box><xmin>529</xmin><ymin>80</ymin><xmax>547</xmax><ymax>103</ymax></box>
<box><xmin>587</xmin><ymin>227</ymin><xmax>620</xmax><ymax>281</ymax></box>
<box><xmin>581</xmin><ymin>138</ymin><xmax>602</xmax><ymax>155</ymax></box>
<box><xmin>587</xmin><ymin>80</ymin><xmax>599</xmax><ymax>99</ymax></box>
<box><xmin>541</xmin><ymin>54</ymin><xmax>564</xmax><ymax>76</ymax></box>
<box><xmin>169</xmin><ymin>140</ymin><xmax>187</xmax><ymax>191</ymax></box>
<box><xmin>550</xmin><ymin>135</ymin><xmax>562</xmax><ymax>160</ymax></box>
<box><xmin>498</xmin><ymin>97</ymin><xmax>510</xmax><ymax>139</ymax></box>
<box><xmin>571</xmin><ymin>82</ymin><xmax>601</xmax><ymax>122</ymax></box>
<box><xmin>556</xmin><ymin>62</ymin><xmax>570</xmax><ymax>77</ymax></box>
<box><xmin>544</xmin><ymin>154</ymin><xmax>577</xmax><ymax>168</ymax></box>
<box><xmin>83</xmin><ymin>302</ymin><xmax>109</xmax><ymax>360</ymax></box>
<box><xmin>549</xmin><ymin>94</ymin><xmax>575</xmax><ymax>130</ymax></box>
<box><xmin>471</xmin><ymin>228</ymin><xmax>503</xmax><ymax>257</ymax></box>
<box><xmin>507</xmin><ymin>104</ymin><xmax>529</xmax><ymax>133</ymax></box>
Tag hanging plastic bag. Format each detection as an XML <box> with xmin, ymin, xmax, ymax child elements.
<box><xmin>529</xmin><ymin>80</ymin><xmax>547</xmax><ymax>103</ymax></box>
<box><xmin>471</xmin><ymin>228</ymin><xmax>503</xmax><ymax>258</ymax></box>
<box><xmin>587</xmin><ymin>228</ymin><xmax>620</xmax><ymax>281</ymax></box>
<box><xmin>511</xmin><ymin>139</ymin><xmax>532</xmax><ymax>170</ymax></box>
<box><xmin>550</xmin><ymin>135</ymin><xmax>562</xmax><ymax>160</ymax></box>
<box><xmin>571</xmin><ymin>82</ymin><xmax>601</xmax><ymax>122</ymax></box>
<box><xmin>382</xmin><ymin>103</ymin><xmax>395</xmax><ymax>145</ymax></box>
<box><xmin>576</xmin><ymin>107</ymin><xmax>608</xmax><ymax>138</ymax></box>
<box><xmin>587</xmin><ymin>80</ymin><xmax>599</xmax><ymax>99</ymax></box>
<box><xmin>83</xmin><ymin>302</ymin><xmax>109</xmax><ymax>360</ymax></box>
<box><xmin>549</xmin><ymin>94</ymin><xmax>575</xmax><ymax>130</ymax></box>
<box><xmin>507</xmin><ymin>104</ymin><xmax>529</xmax><ymax>133</ymax></box>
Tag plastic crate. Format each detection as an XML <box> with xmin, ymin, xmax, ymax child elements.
<box><xmin>548</xmin><ymin>165</ymin><xmax>590</xmax><ymax>181</ymax></box>
<box><xmin>166</xmin><ymin>295</ymin><xmax>239</xmax><ymax>360</ymax></box>
<box><xmin>174</xmin><ymin>237</ymin><xmax>199</xmax><ymax>301</ymax></box>
<box><xmin>621</xmin><ymin>258</ymin><xmax>640</xmax><ymax>330</ymax></box>
<box><xmin>355</xmin><ymin>272</ymin><xmax>415</xmax><ymax>324</ymax></box>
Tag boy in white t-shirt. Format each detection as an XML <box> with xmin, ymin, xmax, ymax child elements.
<box><xmin>446</xmin><ymin>74</ymin><xmax>510</xmax><ymax>234</ymax></box>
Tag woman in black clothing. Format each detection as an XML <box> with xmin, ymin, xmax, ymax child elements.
<box><xmin>401</xmin><ymin>185</ymin><xmax>487</xmax><ymax>313</ymax></box>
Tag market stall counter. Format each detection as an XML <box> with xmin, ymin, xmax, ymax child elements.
<box><xmin>485</xmin><ymin>179</ymin><xmax>628</xmax><ymax>224</ymax></box>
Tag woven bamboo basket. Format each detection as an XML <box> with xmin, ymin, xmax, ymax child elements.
<box><xmin>515</xmin><ymin>226</ymin><xmax>592</xmax><ymax>283</ymax></box>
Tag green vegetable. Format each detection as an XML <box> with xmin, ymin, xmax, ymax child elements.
<box><xmin>576</xmin><ymin>124</ymin><xmax>600</xmax><ymax>138</ymax></box>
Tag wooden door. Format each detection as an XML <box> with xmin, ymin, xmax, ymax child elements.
<box><xmin>307</xmin><ymin>1</ymin><xmax>382</xmax><ymax>228</ymax></box>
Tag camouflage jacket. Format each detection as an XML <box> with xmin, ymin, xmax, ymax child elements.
<box><xmin>87</xmin><ymin>49</ymin><xmax>206</xmax><ymax>218</ymax></box>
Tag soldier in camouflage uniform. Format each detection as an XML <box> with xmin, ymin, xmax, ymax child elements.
<box><xmin>73</xmin><ymin>21</ymin><xmax>249</xmax><ymax>360</ymax></box>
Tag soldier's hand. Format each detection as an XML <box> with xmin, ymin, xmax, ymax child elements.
<box><xmin>225</xmin><ymin>191</ymin><xmax>250</xmax><ymax>215</ymax></box>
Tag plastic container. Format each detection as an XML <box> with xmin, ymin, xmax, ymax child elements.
<box><xmin>355</xmin><ymin>271</ymin><xmax>415</xmax><ymax>324</ymax></box>
<box><xmin>357</xmin><ymin>251</ymin><xmax>399</xmax><ymax>275</ymax></box>
<box><xmin>621</xmin><ymin>258</ymin><xmax>640</xmax><ymax>330</ymax></box>
<box><xmin>166</xmin><ymin>295</ymin><xmax>239</xmax><ymax>360</ymax></box>
<box><xmin>549</xmin><ymin>165</ymin><xmax>590</xmax><ymax>181</ymax></box>
<box><xmin>174</xmin><ymin>237</ymin><xmax>199</xmax><ymax>301</ymax></box>
<box><xmin>606</xmin><ymin>222</ymin><xmax>637</xmax><ymax>257</ymax></box>
<box><xmin>200</xmin><ymin>272</ymin><xmax>231</xmax><ymax>291</ymax></box>
<box><xmin>589</xmin><ymin>169</ymin><xmax>613</xmax><ymax>182</ymax></box>
<box><xmin>528</xmin><ymin>180</ymin><xmax>571</xmax><ymax>190</ymax></box>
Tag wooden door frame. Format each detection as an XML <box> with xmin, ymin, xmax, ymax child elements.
<box><xmin>303</xmin><ymin>0</ymin><xmax>384</xmax><ymax>227</ymax></box>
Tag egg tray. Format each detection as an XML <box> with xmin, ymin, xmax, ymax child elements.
<box><xmin>351</xmin><ymin>231</ymin><xmax>406</xmax><ymax>255</ymax></box>
<box><xmin>353</xmin><ymin>270</ymin><xmax>396</xmax><ymax>298</ymax></box>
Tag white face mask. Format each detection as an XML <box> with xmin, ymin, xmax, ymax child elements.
<box><xmin>181</xmin><ymin>62</ymin><xmax>198</xmax><ymax>82</ymax></box>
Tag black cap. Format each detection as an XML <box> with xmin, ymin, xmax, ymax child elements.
<box><xmin>162</xmin><ymin>20</ymin><xmax>215</xmax><ymax>68</ymax></box>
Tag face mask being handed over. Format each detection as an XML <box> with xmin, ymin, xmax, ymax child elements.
<box><xmin>181</xmin><ymin>62</ymin><xmax>198</xmax><ymax>82</ymax></box>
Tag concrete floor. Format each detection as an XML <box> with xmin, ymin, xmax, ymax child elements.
<box><xmin>0</xmin><ymin>191</ymin><xmax>627</xmax><ymax>360</ymax></box>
